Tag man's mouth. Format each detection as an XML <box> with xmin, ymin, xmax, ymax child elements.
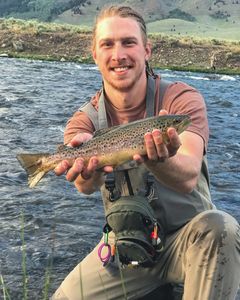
<box><xmin>110</xmin><ymin>66</ymin><xmax>131</xmax><ymax>72</ymax></box>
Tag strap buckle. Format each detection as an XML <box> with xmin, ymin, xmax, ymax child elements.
<box><xmin>105</xmin><ymin>173</ymin><xmax>121</xmax><ymax>201</ymax></box>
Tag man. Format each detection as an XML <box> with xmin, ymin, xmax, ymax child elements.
<box><xmin>52</xmin><ymin>5</ymin><xmax>240</xmax><ymax>300</ymax></box>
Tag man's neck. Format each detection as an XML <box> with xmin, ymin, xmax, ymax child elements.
<box><xmin>103</xmin><ymin>77</ymin><xmax>148</xmax><ymax>110</ymax></box>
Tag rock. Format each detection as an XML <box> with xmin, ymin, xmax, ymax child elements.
<box><xmin>0</xmin><ymin>53</ymin><xmax>8</xmax><ymax>57</ymax></box>
<box><xmin>12</xmin><ymin>40</ymin><xmax>25</xmax><ymax>52</ymax></box>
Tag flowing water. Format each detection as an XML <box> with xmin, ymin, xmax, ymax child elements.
<box><xmin>0</xmin><ymin>58</ymin><xmax>239</xmax><ymax>299</ymax></box>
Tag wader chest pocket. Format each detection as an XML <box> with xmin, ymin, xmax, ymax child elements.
<box><xmin>99</xmin><ymin>196</ymin><xmax>163</xmax><ymax>267</ymax></box>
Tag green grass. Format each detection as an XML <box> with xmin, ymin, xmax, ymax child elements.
<box><xmin>0</xmin><ymin>275</ymin><xmax>11</xmax><ymax>300</ymax></box>
<box><xmin>0</xmin><ymin>212</ymin><xmax>130</xmax><ymax>300</ymax></box>
<box><xmin>21</xmin><ymin>213</ymin><xmax>28</xmax><ymax>300</ymax></box>
<box><xmin>0</xmin><ymin>16</ymin><xmax>239</xmax><ymax>74</ymax></box>
<box><xmin>0</xmin><ymin>212</ymin><xmax>55</xmax><ymax>300</ymax></box>
<box><xmin>148</xmin><ymin>32</ymin><xmax>240</xmax><ymax>50</ymax></box>
<box><xmin>0</xmin><ymin>17</ymin><xmax>91</xmax><ymax>34</ymax></box>
<box><xmin>147</xmin><ymin>17</ymin><xmax>240</xmax><ymax>41</ymax></box>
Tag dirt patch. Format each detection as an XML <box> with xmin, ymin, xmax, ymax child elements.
<box><xmin>0</xmin><ymin>29</ymin><xmax>240</xmax><ymax>74</ymax></box>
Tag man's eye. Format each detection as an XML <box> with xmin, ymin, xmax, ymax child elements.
<box><xmin>123</xmin><ymin>39</ymin><xmax>137</xmax><ymax>46</ymax></box>
<box><xmin>101</xmin><ymin>41</ymin><xmax>113</xmax><ymax>48</ymax></box>
<box><xmin>124</xmin><ymin>40</ymin><xmax>136</xmax><ymax>46</ymax></box>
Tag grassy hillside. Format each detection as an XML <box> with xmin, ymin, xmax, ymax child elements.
<box><xmin>147</xmin><ymin>17</ymin><xmax>240</xmax><ymax>41</ymax></box>
<box><xmin>53</xmin><ymin>0</ymin><xmax>240</xmax><ymax>41</ymax></box>
<box><xmin>1</xmin><ymin>0</ymin><xmax>240</xmax><ymax>42</ymax></box>
<box><xmin>0</xmin><ymin>18</ymin><xmax>239</xmax><ymax>75</ymax></box>
<box><xmin>53</xmin><ymin>0</ymin><xmax>240</xmax><ymax>25</ymax></box>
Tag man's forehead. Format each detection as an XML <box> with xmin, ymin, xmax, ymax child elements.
<box><xmin>96</xmin><ymin>16</ymin><xmax>141</xmax><ymax>38</ymax></box>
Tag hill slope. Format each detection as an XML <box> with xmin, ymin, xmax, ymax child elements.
<box><xmin>1</xmin><ymin>0</ymin><xmax>240</xmax><ymax>27</ymax></box>
<box><xmin>0</xmin><ymin>19</ymin><xmax>239</xmax><ymax>74</ymax></box>
<box><xmin>1</xmin><ymin>0</ymin><xmax>239</xmax><ymax>40</ymax></box>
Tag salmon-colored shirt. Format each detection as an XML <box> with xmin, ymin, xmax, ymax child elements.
<box><xmin>64</xmin><ymin>79</ymin><xmax>209</xmax><ymax>151</ymax></box>
<box><xmin>64</xmin><ymin>77</ymin><xmax>212</xmax><ymax>233</ymax></box>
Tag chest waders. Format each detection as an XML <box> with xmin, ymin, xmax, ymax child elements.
<box><xmin>80</xmin><ymin>76</ymin><xmax>171</xmax><ymax>267</ymax></box>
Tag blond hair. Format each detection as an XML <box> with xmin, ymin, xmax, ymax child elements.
<box><xmin>92</xmin><ymin>5</ymin><xmax>147</xmax><ymax>51</ymax></box>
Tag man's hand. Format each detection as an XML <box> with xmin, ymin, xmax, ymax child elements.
<box><xmin>134</xmin><ymin>110</ymin><xmax>204</xmax><ymax>193</ymax></box>
<box><xmin>54</xmin><ymin>132</ymin><xmax>94</xmax><ymax>180</ymax></box>
<box><xmin>54</xmin><ymin>132</ymin><xmax>113</xmax><ymax>194</ymax></box>
<box><xmin>133</xmin><ymin>110</ymin><xmax>182</xmax><ymax>163</ymax></box>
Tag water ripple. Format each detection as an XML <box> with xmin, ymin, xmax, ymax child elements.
<box><xmin>0</xmin><ymin>58</ymin><xmax>239</xmax><ymax>299</ymax></box>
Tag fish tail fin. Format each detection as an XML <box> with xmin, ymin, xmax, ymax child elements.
<box><xmin>17</xmin><ymin>153</ymin><xmax>50</xmax><ymax>188</ymax></box>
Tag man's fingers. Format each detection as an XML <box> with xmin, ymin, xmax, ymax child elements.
<box><xmin>55</xmin><ymin>155</ymin><xmax>113</xmax><ymax>183</ymax></box>
<box><xmin>158</xmin><ymin>109</ymin><xmax>168</xmax><ymax>116</ymax></box>
<box><xmin>145</xmin><ymin>130</ymin><xmax>168</xmax><ymax>161</ymax></box>
<box><xmin>152</xmin><ymin>129</ymin><xmax>169</xmax><ymax>160</ymax></box>
<box><xmin>66</xmin><ymin>158</ymin><xmax>85</xmax><ymax>182</ymax></box>
<box><xmin>167</xmin><ymin>128</ymin><xmax>182</xmax><ymax>156</ymax></box>
<box><xmin>54</xmin><ymin>160</ymin><xmax>70</xmax><ymax>176</ymax></box>
<box><xmin>144</xmin><ymin>127</ymin><xmax>181</xmax><ymax>162</ymax></box>
<box><xmin>81</xmin><ymin>157</ymin><xmax>99</xmax><ymax>180</ymax></box>
<box><xmin>133</xmin><ymin>154</ymin><xmax>144</xmax><ymax>164</ymax></box>
<box><xmin>103</xmin><ymin>166</ymin><xmax>114</xmax><ymax>173</ymax></box>
<box><xmin>69</xmin><ymin>133</ymin><xmax>93</xmax><ymax>147</ymax></box>
<box><xmin>144</xmin><ymin>132</ymin><xmax>158</xmax><ymax>161</ymax></box>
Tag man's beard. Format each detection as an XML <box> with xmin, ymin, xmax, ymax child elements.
<box><xmin>104</xmin><ymin>68</ymin><xmax>144</xmax><ymax>92</ymax></box>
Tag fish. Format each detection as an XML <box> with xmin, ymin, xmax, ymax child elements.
<box><xmin>17</xmin><ymin>114</ymin><xmax>191</xmax><ymax>188</ymax></box>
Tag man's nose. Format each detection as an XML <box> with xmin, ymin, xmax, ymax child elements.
<box><xmin>112</xmin><ymin>43</ymin><xmax>126</xmax><ymax>60</ymax></box>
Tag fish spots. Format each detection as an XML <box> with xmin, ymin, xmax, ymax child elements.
<box><xmin>18</xmin><ymin>115</ymin><xmax>190</xmax><ymax>187</ymax></box>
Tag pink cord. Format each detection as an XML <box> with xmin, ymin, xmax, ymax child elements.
<box><xmin>98</xmin><ymin>243</ymin><xmax>111</xmax><ymax>263</ymax></box>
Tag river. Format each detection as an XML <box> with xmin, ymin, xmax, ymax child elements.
<box><xmin>0</xmin><ymin>58</ymin><xmax>239</xmax><ymax>299</ymax></box>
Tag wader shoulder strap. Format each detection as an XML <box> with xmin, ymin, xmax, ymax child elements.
<box><xmin>78</xmin><ymin>76</ymin><xmax>171</xmax><ymax>198</ymax></box>
<box><xmin>146</xmin><ymin>76</ymin><xmax>171</xmax><ymax>117</ymax></box>
<box><xmin>78</xmin><ymin>101</ymin><xmax>99</xmax><ymax>130</ymax></box>
<box><xmin>79</xmin><ymin>89</ymin><xmax>108</xmax><ymax>130</ymax></box>
<box><xmin>79</xmin><ymin>76</ymin><xmax>172</xmax><ymax>130</ymax></box>
<box><xmin>98</xmin><ymin>90</ymin><xmax>109</xmax><ymax>129</ymax></box>
<box><xmin>146</xmin><ymin>76</ymin><xmax>155</xmax><ymax>117</ymax></box>
<box><xmin>159</xmin><ymin>78</ymin><xmax>171</xmax><ymax>111</ymax></box>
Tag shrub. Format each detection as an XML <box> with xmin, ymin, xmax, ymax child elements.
<box><xmin>167</xmin><ymin>9</ymin><xmax>196</xmax><ymax>22</ymax></box>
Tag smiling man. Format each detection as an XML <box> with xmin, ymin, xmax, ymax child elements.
<box><xmin>52</xmin><ymin>5</ymin><xmax>240</xmax><ymax>300</ymax></box>
<box><xmin>92</xmin><ymin>15</ymin><xmax>151</xmax><ymax>94</ymax></box>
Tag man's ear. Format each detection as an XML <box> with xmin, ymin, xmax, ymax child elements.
<box><xmin>92</xmin><ymin>49</ymin><xmax>97</xmax><ymax>64</ymax></box>
<box><xmin>145</xmin><ymin>40</ymin><xmax>152</xmax><ymax>61</ymax></box>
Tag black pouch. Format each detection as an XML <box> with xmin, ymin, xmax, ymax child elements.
<box><xmin>104</xmin><ymin>195</ymin><xmax>164</xmax><ymax>267</ymax></box>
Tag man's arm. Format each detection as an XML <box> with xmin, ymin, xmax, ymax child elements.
<box><xmin>142</xmin><ymin>129</ymin><xmax>203</xmax><ymax>194</ymax></box>
<box><xmin>55</xmin><ymin>108</ymin><xmax>204</xmax><ymax>195</ymax></box>
<box><xmin>133</xmin><ymin>109</ymin><xmax>204</xmax><ymax>194</ymax></box>
<box><xmin>55</xmin><ymin>128</ymin><xmax>202</xmax><ymax>195</ymax></box>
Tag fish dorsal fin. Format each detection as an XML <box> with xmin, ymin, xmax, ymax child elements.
<box><xmin>57</xmin><ymin>143</ymin><xmax>85</xmax><ymax>152</ymax></box>
<box><xmin>93</xmin><ymin>125</ymin><xmax>119</xmax><ymax>137</ymax></box>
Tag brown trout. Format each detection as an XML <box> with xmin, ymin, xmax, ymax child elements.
<box><xmin>17</xmin><ymin>114</ymin><xmax>191</xmax><ymax>188</ymax></box>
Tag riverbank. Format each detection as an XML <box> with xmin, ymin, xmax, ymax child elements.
<box><xmin>0</xmin><ymin>18</ymin><xmax>240</xmax><ymax>74</ymax></box>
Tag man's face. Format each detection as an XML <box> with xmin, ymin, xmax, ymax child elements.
<box><xmin>92</xmin><ymin>16</ymin><xmax>151</xmax><ymax>92</ymax></box>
